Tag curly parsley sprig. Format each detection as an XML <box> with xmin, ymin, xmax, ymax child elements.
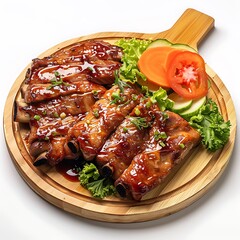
<box><xmin>78</xmin><ymin>163</ymin><xmax>116</xmax><ymax>199</ymax></box>
<box><xmin>189</xmin><ymin>99</ymin><xmax>231</xmax><ymax>151</ymax></box>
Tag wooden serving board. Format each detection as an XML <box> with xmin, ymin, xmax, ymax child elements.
<box><xmin>4</xmin><ymin>8</ymin><xmax>236</xmax><ymax>223</ymax></box>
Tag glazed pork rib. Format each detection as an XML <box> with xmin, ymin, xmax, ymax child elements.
<box><xmin>27</xmin><ymin>60</ymin><xmax>121</xmax><ymax>86</ymax></box>
<box><xmin>22</xmin><ymin>79</ymin><xmax>106</xmax><ymax>103</ymax></box>
<box><xmin>27</xmin><ymin>115</ymin><xmax>80</xmax><ymax>144</ymax></box>
<box><xmin>27</xmin><ymin>115</ymin><xmax>82</xmax><ymax>166</ymax></box>
<box><xmin>25</xmin><ymin>40</ymin><xmax>123</xmax><ymax>83</ymax></box>
<box><xmin>115</xmin><ymin>110</ymin><xmax>201</xmax><ymax>201</ymax></box>
<box><xmin>66</xmin><ymin>83</ymin><xmax>142</xmax><ymax>161</ymax></box>
<box><xmin>14</xmin><ymin>92</ymin><xmax>97</xmax><ymax>123</ymax></box>
<box><xmin>96</xmin><ymin>99</ymin><xmax>158</xmax><ymax>180</ymax></box>
<box><xmin>31</xmin><ymin>137</ymin><xmax>79</xmax><ymax>166</ymax></box>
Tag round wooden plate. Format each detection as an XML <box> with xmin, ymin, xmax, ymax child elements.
<box><xmin>4</xmin><ymin>8</ymin><xmax>236</xmax><ymax>223</ymax></box>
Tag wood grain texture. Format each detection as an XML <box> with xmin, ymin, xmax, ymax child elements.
<box><xmin>3</xmin><ymin>8</ymin><xmax>236</xmax><ymax>223</ymax></box>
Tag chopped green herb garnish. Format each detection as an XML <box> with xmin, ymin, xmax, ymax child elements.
<box><xmin>110</xmin><ymin>89</ymin><xmax>123</xmax><ymax>104</ymax></box>
<box><xmin>130</xmin><ymin>117</ymin><xmax>149</xmax><ymax>130</ymax></box>
<box><xmin>134</xmin><ymin>108</ymin><xmax>141</xmax><ymax>116</ymax></box>
<box><xmin>154</xmin><ymin>130</ymin><xmax>168</xmax><ymax>141</ymax></box>
<box><xmin>114</xmin><ymin>70</ymin><xmax>130</xmax><ymax>93</ymax></box>
<box><xmin>154</xmin><ymin>131</ymin><xmax>161</xmax><ymax>141</ymax></box>
<box><xmin>179</xmin><ymin>143</ymin><xmax>185</xmax><ymax>149</ymax></box>
<box><xmin>123</xmin><ymin>127</ymin><xmax>128</xmax><ymax>133</ymax></box>
<box><xmin>93</xmin><ymin>109</ymin><xmax>100</xmax><ymax>118</ymax></box>
<box><xmin>87</xmin><ymin>67</ymin><xmax>94</xmax><ymax>72</ymax></box>
<box><xmin>53</xmin><ymin>112</ymin><xmax>59</xmax><ymax>118</ymax></box>
<box><xmin>146</xmin><ymin>100</ymin><xmax>152</xmax><ymax>109</ymax></box>
<box><xmin>162</xmin><ymin>112</ymin><xmax>169</xmax><ymax>120</ymax></box>
<box><xmin>34</xmin><ymin>115</ymin><xmax>41</xmax><ymax>121</ymax></box>
<box><xmin>141</xmin><ymin>86</ymin><xmax>151</xmax><ymax>97</ymax></box>
<box><xmin>160</xmin><ymin>132</ymin><xmax>167</xmax><ymax>139</ymax></box>
<box><xmin>51</xmin><ymin>131</ymin><xmax>58</xmax><ymax>137</ymax></box>
<box><xmin>112</xmin><ymin>91</ymin><xmax>120</xmax><ymax>99</ymax></box>
<box><xmin>92</xmin><ymin>90</ymin><xmax>99</xmax><ymax>96</ymax></box>
<box><xmin>47</xmin><ymin>71</ymin><xmax>70</xmax><ymax>90</ymax></box>
<box><xmin>159</xmin><ymin>141</ymin><xmax>166</xmax><ymax>147</ymax></box>
<box><xmin>131</xmin><ymin>94</ymin><xmax>138</xmax><ymax>101</ymax></box>
<box><xmin>55</xmin><ymin>71</ymin><xmax>60</xmax><ymax>77</ymax></box>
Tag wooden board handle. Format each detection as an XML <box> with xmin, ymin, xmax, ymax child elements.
<box><xmin>158</xmin><ymin>8</ymin><xmax>215</xmax><ymax>50</ymax></box>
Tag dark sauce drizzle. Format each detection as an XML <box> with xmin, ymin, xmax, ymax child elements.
<box><xmin>55</xmin><ymin>158</ymin><xmax>86</xmax><ymax>182</ymax></box>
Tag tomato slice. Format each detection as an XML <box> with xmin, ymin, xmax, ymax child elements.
<box><xmin>166</xmin><ymin>51</ymin><xmax>208</xmax><ymax>99</ymax></box>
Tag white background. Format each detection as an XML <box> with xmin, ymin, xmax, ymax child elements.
<box><xmin>0</xmin><ymin>0</ymin><xmax>239</xmax><ymax>239</ymax></box>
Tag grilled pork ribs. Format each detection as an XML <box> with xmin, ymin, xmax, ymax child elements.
<box><xmin>15</xmin><ymin>39</ymin><xmax>200</xmax><ymax>200</ymax></box>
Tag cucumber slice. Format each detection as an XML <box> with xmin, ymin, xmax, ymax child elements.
<box><xmin>172</xmin><ymin>43</ymin><xmax>197</xmax><ymax>52</ymax></box>
<box><xmin>147</xmin><ymin>39</ymin><xmax>172</xmax><ymax>49</ymax></box>
<box><xmin>168</xmin><ymin>92</ymin><xmax>193</xmax><ymax>113</ymax></box>
<box><xmin>180</xmin><ymin>96</ymin><xmax>207</xmax><ymax>119</ymax></box>
<box><xmin>147</xmin><ymin>38</ymin><xmax>197</xmax><ymax>52</ymax></box>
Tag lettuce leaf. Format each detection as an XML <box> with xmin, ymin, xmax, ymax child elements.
<box><xmin>116</xmin><ymin>38</ymin><xmax>152</xmax><ymax>83</ymax></box>
<box><xmin>150</xmin><ymin>87</ymin><xmax>174</xmax><ymax>111</ymax></box>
